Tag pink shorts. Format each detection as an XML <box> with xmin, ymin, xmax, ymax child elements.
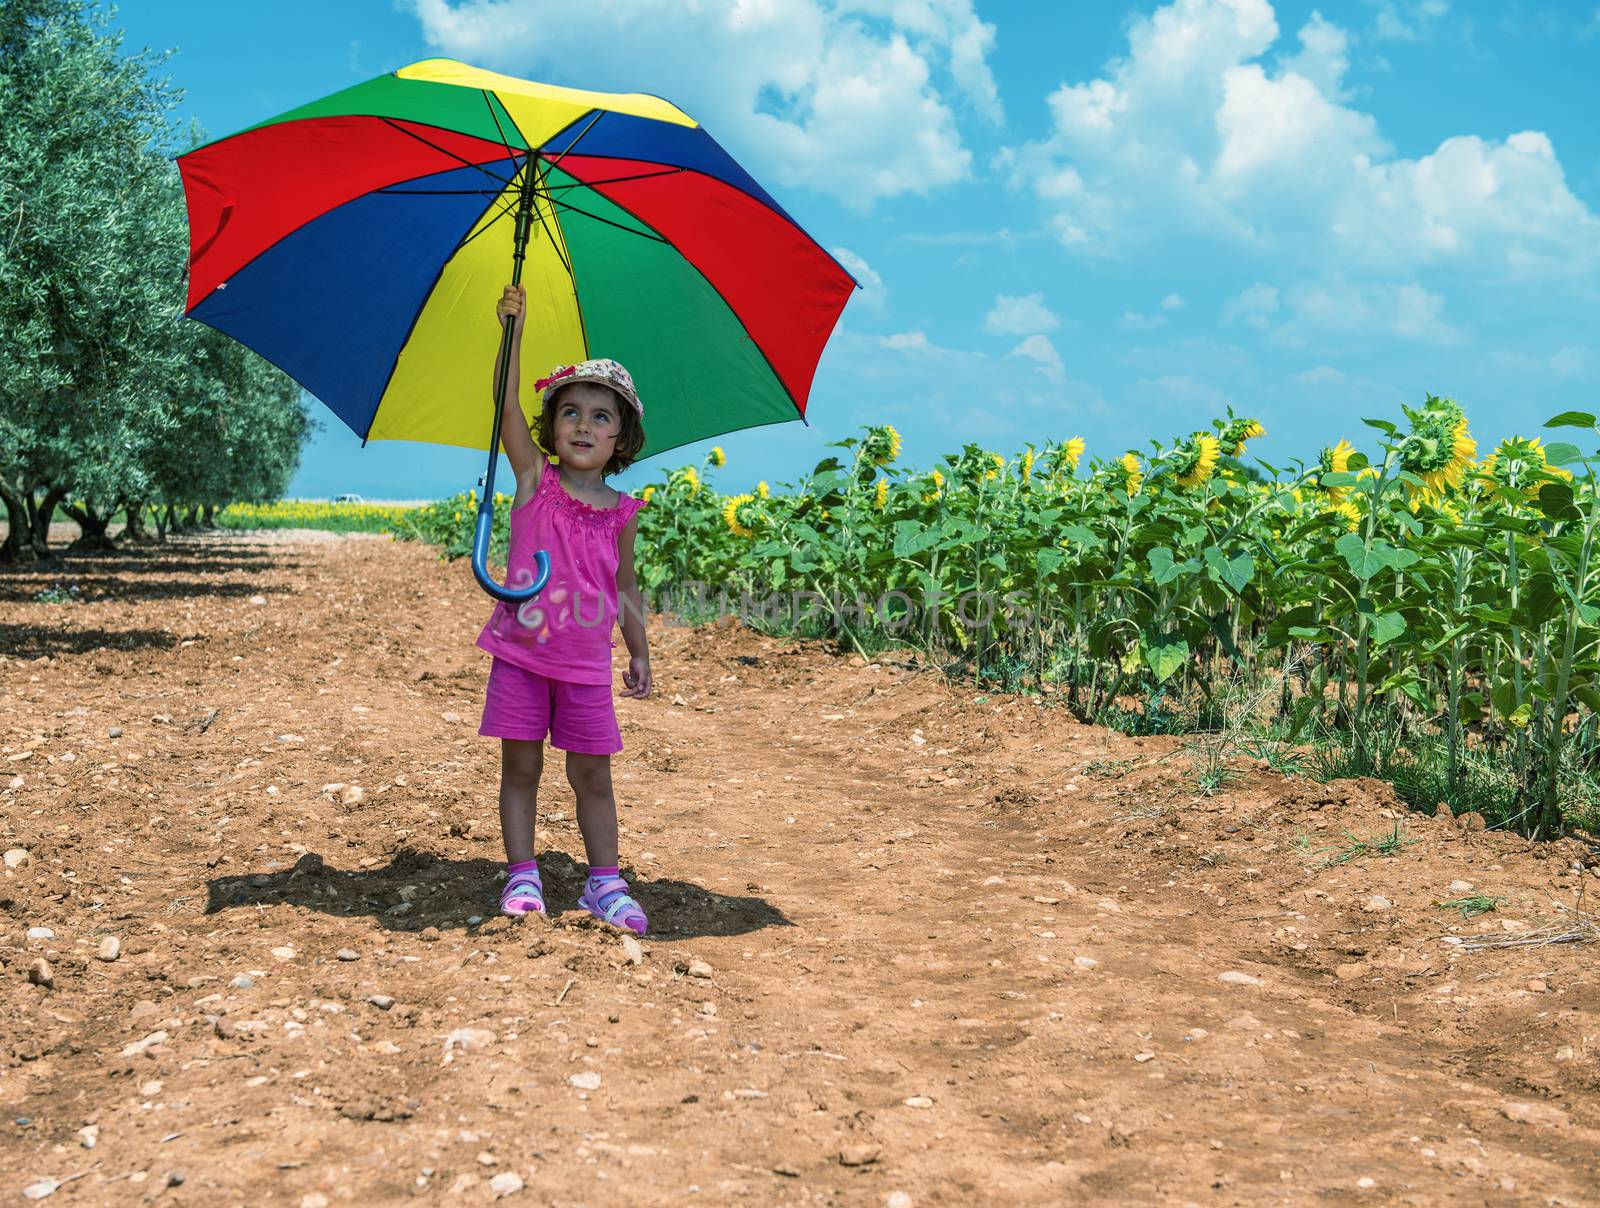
<box><xmin>478</xmin><ymin>656</ymin><xmax>622</xmax><ymax>754</ymax></box>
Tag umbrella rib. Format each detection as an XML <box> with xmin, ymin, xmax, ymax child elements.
<box><xmin>543</xmin><ymin>167</ymin><xmax>686</xmax><ymax>191</ymax></box>
<box><xmin>529</xmin><ymin>162</ymin><xmax>576</xmax><ymax>285</ymax></box>
<box><xmin>378</xmin><ymin>117</ymin><xmax>516</xmax><ymax>188</ymax></box>
<box><xmin>482</xmin><ymin>89</ymin><xmax>526</xmax><ymax>181</ymax></box>
<box><xmin>541</xmin><ymin>110</ymin><xmax>606</xmax><ymax>172</ymax></box>
<box><xmin>546</xmin><ymin>196</ymin><xmax>669</xmax><ymax>244</ymax></box>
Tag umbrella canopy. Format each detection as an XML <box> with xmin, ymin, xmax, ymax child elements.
<box><xmin>175</xmin><ymin>58</ymin><xmax>858</xmax><ymax>461</ymax></box>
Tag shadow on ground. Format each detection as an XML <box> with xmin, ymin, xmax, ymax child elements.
<box><xmin>205</xmin><ymin>847</ymin><xmax>794</xmax><ymax>940</ymax></box>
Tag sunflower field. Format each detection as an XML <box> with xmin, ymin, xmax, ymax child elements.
<box><xmin>385</xmin><ymin>399</ymin><xmax>1600</xmax><ymax>837</ymax></box>
<box><xmin>215</xmin><ymin>499</ymin><xmax>417</xmax><ymax>534</ymax></box>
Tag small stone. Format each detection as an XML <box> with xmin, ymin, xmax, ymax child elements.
<box><xmin>3</xmin><ymin>848</ymin><xmax>31</xmax><ymax>869</ymax></box>
<box><xmin>270</xmin><ymin>946</ymin><xmax>296</xmax><ymax>960</ymax></box>
<box><xmin>477</xmin><ymin>1152</ymin><xmax>498</xmax><ymax>1167</ymax></box>
<box><xmin>1073</xmin><ymin>956</ymin><xmax>1099</xmax><ymax>969</ymax></box>
<box><xmin>1446</xmin><ymin>879</ymin><xmax>1474</xmax><ymax>894</ymax></box>
<box><xmin>367</xmin><ymin>994</ymin><xmax>395</xmax><ymax>1010</ymax></box>
<box><xmin>670</xmin><ymin>694</ymin><xmax>687</xmax><ymax>706</ymax></box>
<box><xmin>140</xmin><ymin>1079</ymin><xmax>163</xmax><ymax>1097</ymax></box>
<box><xmin>489</xmin><ymin>1171</ymin><xmax>524</xmax><ymax>1198</ymax></box>
<box><xmin>839</xmin><ymin>1144</ymin><xmax>881</xmax><ymax>1167</ymax></box>
<box><xmin>1500</xmin><ymin>1101</ymin><xmax>1570</xmax><ymax>1127</ymax></box>
<box><xmin>442</xmin><ymin>712</ymin><xmax>462</xmax><ymax>724</ymax></box>
<box><xmin>276</xmin><ymin>733</ymin><xmax>304</xmax><ymax>744</ymax></box>
<box><xmin>466</xmin><ymin>916</ymin><xmax>483</xmax><ymax>926</ymax></box>
<box><xmin>339</xmin><ymin>784</ymin><xmax>365</xmax><ymax>806</ymax></box>
<box><xmin>300</xmin><ymin>1195</ymin><xmax>330</xmax><ymax>1208</ymax></box>
<box><xmin>420</xmin><ymin>926</ymin><xmax>441</xmax><ymax>943</ymax></box>
<box><xmin>26</xmin><ymin>926</ymin><xmax>54</xmax><ymax>940</ymax></box>
<box><xmin>1527</xmin><ymin>978</ymin><xmax>1549</xmax><ymax>993</ymax></box>
<box><xmin>165</xmin><ymin>1171</ymin><xmax>185</xmax><ymax>1188</ymax></box>
<box><xmin>1357</xmin><ymin>1177</ymin><xmax>1375</xmax><ymax>1189</ymax></box>
<box><xmin>1218</xmin><ymin>971</ymin><xmax>1264</xmax><ymax>987</ymax></box>
<box><xmin>77</xmin><ymin>1124</ymin><xmax>98</xmax><ymax>1150</ymax></box>
<box><xmin>230</xmin><ymin>975</ymin><xmax>254</xmax><ymax>989</ymax></box>
<box><xmin>27</xmin><ymin>958</ymin><xmax>53</xmax><ymax>989</ymax></box>
<box><xmin>442</xmin><ymin>1027</ymin><xmax>497</xmax><ymax>1059</ymax></box>
<box><xmin>1132</xmin><ymin>1051</ymin><xmax>1155</xmax><ymax>1063</ymax></box>
<box><xmin>569</xmin><ymin>1071</ymin><xmax>602</xmax><ymax>1090</ymax></box>
<box><xmin>886</xmin><ymin>1193</ymin><xmax>914</xmax><ymax>1208</ymax></box>
<box><xmin>248</xmin><ymin>594</ymin><xmax>267</xmax><ymax>606</ymax></box>
<box><xmin>1335</xmin><ymin>962</ymin><xmax>1367</xmax><ymax>982</ymax></box>
<box><xmin>620</xmin><ymin>936</ymin><xmax>645</xmax><ymax>966</ymax></box>
<box><xmin>120</xmin><ymin>1030</ymin><xmax>168</xmax><ymax>1058</ymax></box>
<box><xmin>336</xmin><ymin>949</ymin><xmax>360</xmax><ymax>962</ymax></box>
<box><xmin>95</xmin><ymin>936</ymin><xmax>121</xmax><ymax>962</ymax></box>
<box><xmin>686</xmin><ymin>958</ymin><xmax>713</xmax><ymax>979</ymax></box>
<box><xmin>108</xmin><ymin>727</ymin><xmax>122</xmax><ymax>738</ymax></box>
<box><xmin>1362</xmin><ymin>895</ymin><xmax>1392</xmax><ymax>913</ymax></box>
<box><xmin>903</xmin><ymin>1095</ymin><xmax>934</xmax><ymax>1108</ymax></box>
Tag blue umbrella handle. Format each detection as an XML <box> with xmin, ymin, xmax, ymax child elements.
<box><xmin>470</xmin><ymin>495</ymin><xmax>551</xmax><ymax>603</ymax></box>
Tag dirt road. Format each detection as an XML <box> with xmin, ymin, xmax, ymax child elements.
<box><xmin>2</xmin><ymin>531</ymin><xmax>1597</xmax><ymax>1205</ymax></box>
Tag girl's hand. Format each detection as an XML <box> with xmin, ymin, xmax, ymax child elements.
<box><xmin>620</xmin><ymin>655</ymin><xmax>652</xmax><ymax>699</ymax></box>
<box><xmin>496</xmin><ymin>284</ymin><xmax>525</xmax><ymax>328</ymax></box>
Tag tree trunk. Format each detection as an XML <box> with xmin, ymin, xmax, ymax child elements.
<box><xmin>162</xmin><ymin>503</ymin><xmax>176</xmax><ymax>536</ymax></box>
<box><xmin>30</xmin><ymin>485</ymin><xmax>67</xmax><ymax>556</ymax></box>
<box><xmin>122</xmin><ymin>499</ymin><xmax>152</xmax><ymax>543</ymax></box>
<box><xmin>182</xmin><ymin>502</ymin><xmax>200</xmax><ymax>530</ymax></box>
<box><xmin>62</xmin><ymin>498</ymin><xmax>117</xmax><ymax>551</ymax></box>
<box><xmin>0</xmin><ymin>473</ymin><xmax>35</xmax><ymax>563</ymax></box>
<box><xmin>202</xmin><ymin>502</ymin><xmax>216</xmax><ymax>528</ymax></box>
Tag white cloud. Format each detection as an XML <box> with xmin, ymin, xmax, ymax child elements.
<box><xmin>1007</xmin><ymin>334</ymin><xmax>1065</xmax><ymax>383</ymax></box>
<box><xmin>1222</xmin><ymin>283</ymin><xmax>1280</xmax><ymax>329</ymax></box>
<box><xmin>983</xmin><ymin>291</ymin><xmax>1060</xmax><ymax>336</ymax></box>
<box><xmin>409</xmin><ymin>0</ymin><xmax>1000</xmax><ymax>207</ymax></box>
<box><xmin>880</xmin><ymin>330</ymin><xmax>931</xmax><ymax>350</ymax></box>
<box><xmin>830</xmin><ymin>246</ymin><xmax>885</xmax><ymax>311</ymax></box>
<box><xmin>1161</xmin><ymin>292</ymin><xmax>1185</xmax><ymax>310</ymax></box>
<box><xmin>1371</xmin><ymin>0</ymin><xmax>1451</xmax><ymax>43</ymax></box>
<box><xmin>1000</xmin><ymin>0</ymin><xmax>1600</xmax><ymax>280</ymax></box>
<box><xmin>1551</xmin><ymin>346</ymin><xmax>1586</xmax><ymax>379</ymax></box>
<box><xmin>1118</xmin><ymin>310</ymin><xmax>1167</xmax><ymax>331</ymax></box>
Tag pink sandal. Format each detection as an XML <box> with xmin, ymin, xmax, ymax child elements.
<box><xmin>579</xmin><ymin>874</ymin><xmax>648</xmax><ymax>935</ymax></box>
<box><xmin>499</xmin><ymin>865</ymin><xmax>546</xmax><ymax>918</ymax></box>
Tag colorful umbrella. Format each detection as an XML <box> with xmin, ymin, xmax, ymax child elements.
<box><xmin>175</xmin><ymin>57</ymin><xmax>857</xmax><ymax>600</ymax></box>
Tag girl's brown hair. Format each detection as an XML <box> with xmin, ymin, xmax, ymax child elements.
<box><xmin>535</xmin><ymin>383</ymin><xmax>647</xmax><ymax>478</ymax></box>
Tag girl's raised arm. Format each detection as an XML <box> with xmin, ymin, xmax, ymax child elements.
<box><xmin>493</xmin><ymin>284</ymin><xmax>544</xmax><ymax>495</ymax></box>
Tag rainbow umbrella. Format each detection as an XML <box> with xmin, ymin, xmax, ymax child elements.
<box><xmin>175</xmin><ymin>58</ymin><xmax>857</xmax><ymax>601</ymax></box>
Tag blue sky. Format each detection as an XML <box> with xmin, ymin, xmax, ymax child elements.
<box><xmin>122</xmin><ymin>0</ymin><xmax>1600</xmax><ymax>500</ymax></box>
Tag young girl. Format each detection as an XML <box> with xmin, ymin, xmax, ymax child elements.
<box><xmin>475</xmin><ymin>283</ymin><xmax>653</xmax><ymax>934</ymax></box>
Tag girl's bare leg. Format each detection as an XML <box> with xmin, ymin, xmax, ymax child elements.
<box><xmin>565</xmin><ymin>751</ymin><xmax>619</xmax><ymax>868</ymax></box>
<box><xmin>499</xmin><ymin>738</ymin><xmax>544</xmax><ymax>864</ymax></box>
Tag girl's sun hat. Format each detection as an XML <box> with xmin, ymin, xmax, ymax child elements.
<box><xmin>533</xmin><ymin>358</ymin><xmax>643</xmax><ymax>418</ymax></box>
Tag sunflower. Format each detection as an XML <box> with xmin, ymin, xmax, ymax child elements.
<box><xmin>1021</xmin><ymin>448</ymin><xmax>1036</xmax><ymax>482</ymax></box>
<box><xmin>922</xmin><ymin>468</ymin><xmax>945</xmax><ymax>503</ymax></box>
<box><xmin>1481</xmin><ymin>436</ymin><xmax>1574</xmax><ymax>500</ymax></box>
<box><xmin>1220</xmin><ymin>417</ymin><xmax>1265</xmax><ymax>458</ymax></box>
<box><xmin>1172</xmin><ymin>434</ymin><xmax>1221</xmax><ymax>490</ymax></box>
<box><xmin>1118</xmin><ymin>453</ymin><xmax>1143</xmax><ymax>497</ymax></box>
<box><xmin>709</xmin><ymin>446</ymin><xmax>727</xmax><ymax>468</ymax></box>
<box><xmin>864</xmin><ymin>424</ymin><xmax>902</xmax><ymax>467</ymax></box>
<box><xmin>1058</xmin><ymin>436</ymin><xmax>1086</xmax><ymax>476</ymax></box>
<box><xmin>679</xmin><ymin>466</ymin><xmax>702</xmax><ymax>497</ymax></box>
<box><xmin>756</xmin><ymin>480</ymin><xmax>770</xmax><ymax>500</ymax></box>
<box><xmin>1325</xmin><ymin>499</ymin><xmax>1362</xmax><ymax>532</ymax></box>
<box><xmin>722</xmin><ymin>494</ymin><xmax>756</xmax><ymax>537</ymax></box>
<box><xmin>641</xmin><ymin>485</ymin><xmax>656</xmax><ymax>504</ymax></box>
<box><xmin>1398</xmin><ymin>395</ymin><xmax>1475</xmax><ymax>500</ymax></box>
<box><xmin>1316</xmin><ymin>439</ymin><xmax>1356</xmax><ymax>501</ymax></box>
<box><xmin>874</xmin><ymin>478</ymin><xmax>888</xmax><ymax>510</ymax></box>
<box><xmin>983</xmin><ymin>451</ymin><xmax>1005</xmax><ymax>482</ymax></box>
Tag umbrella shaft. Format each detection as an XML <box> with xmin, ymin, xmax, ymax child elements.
<box><xmin>485</xmin><ymin>164</ymin><xmax>541</xmax><ymax>502</ymax></box>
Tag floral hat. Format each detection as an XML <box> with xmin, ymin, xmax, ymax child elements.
<box><xmin>533</xmin><ymin>358</ymin><xmax>643</xmax><ymax>418</ymax></box>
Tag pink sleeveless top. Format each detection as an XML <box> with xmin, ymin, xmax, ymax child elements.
<box><xmin>475</xmin><ymin>456</ymin><xmax>648</xmax><ymax>686</ymax></box>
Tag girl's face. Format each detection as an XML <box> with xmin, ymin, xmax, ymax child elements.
<box><xmin>551</xmin><ymin>382</ymin><xmax>622</xmax><ymax>469</ymax></box>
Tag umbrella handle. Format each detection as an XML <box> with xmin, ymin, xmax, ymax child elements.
<box><xmin>470</xmin><ymin>495</ymin><xmax>551</xmax><ymax>603</ymax></box>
